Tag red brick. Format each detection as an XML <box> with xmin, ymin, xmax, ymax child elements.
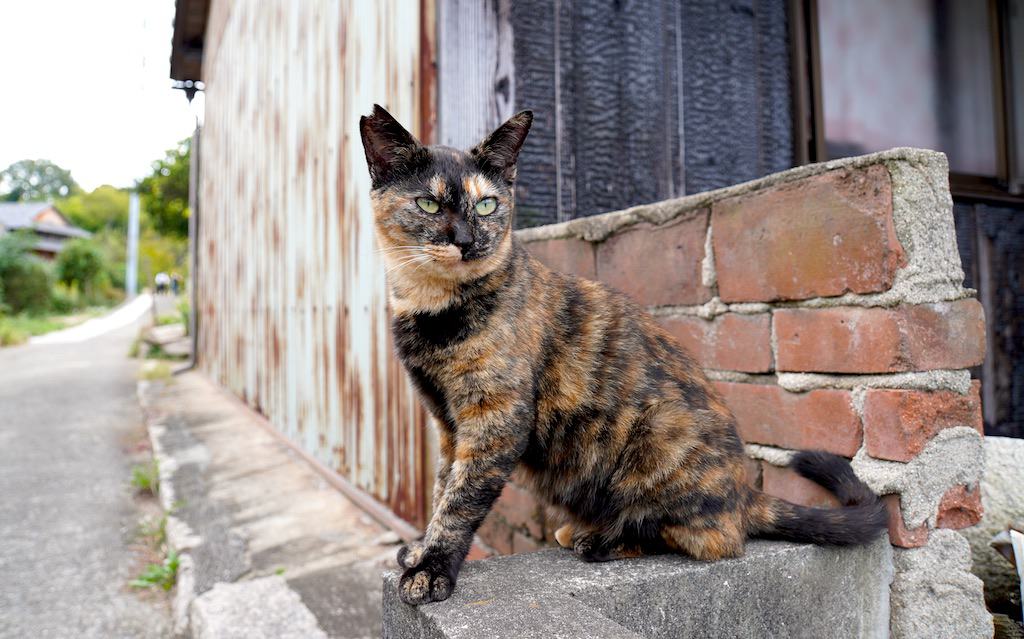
<box><xmin>657</xmin><ymin>313</ymin><xmax>772</xmax><ymax>373</ymax></box>
<box><xmin>511</xmin><ymin>531</ymin><xmax>544</xmax><ymax>555</ymax></box>
<box><xmin>713</xmin><ymin>165</ymin><xmax>903</xmax><ymax>302</ymax></box>
<box><xmin>466</xmin><ymin>541</ymin><xmax>494</xmax><ymax>561</ymax></box>
<box><xmin>762</xmin><ymin>463</ymin><xmax>840</xmax><ymax>508</ymax></box>
<box><xmin>742</xmin><ymin>455</ymin><xmax>763</xmax><ymax>489</ymax></box>
<box><xmin>883</xmin><ymin>494</ymin><xmax>929</xmax><ymax>548</ymax></box>
<box><xmin>714</xmin><ymin>382</ymin><xmax>862</xmax><ymax>457</ymax></box>
<box><xmin>595</xmin><ymin>210</ymin><xmax>711</xmax><ymax>306</ymax></box>
<box><xmin>937</xmin><ymin>484</ymin><xmax>983</xmax><ymax>530</ymax></box>
<box><xmin>491</xmin><ymin>482</ymin><xmax>544</xmax><ymax>539</ymax></box>
<box><xmin>524</xmin><ymin>238</ymin><xmax>596</xmax><ymax>279</ymax></box>
<box><xmin>774</xmin><ymin>300</ymin><xmax>986</xmax><ymax>373</ymax></box>
<box><xmin>863</xmin><ymin>382</ymin><xmax>983</xmax><ymax>462</ymax></box>
<box><xmin>477</xmin><ymin>511</ymin><xmax>513</xmax><ymax>555</ymax></box>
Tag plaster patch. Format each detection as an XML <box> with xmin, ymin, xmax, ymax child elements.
<box><xmin>852</xmin><ymin>427</ymin><xmax>984</xmax><ymax>528</ymax></box>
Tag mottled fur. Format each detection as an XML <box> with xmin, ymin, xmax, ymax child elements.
<box><xmin>359</xmin><ymin>105</ymin><xmax>887</xmax><ymax>605</ymax></box>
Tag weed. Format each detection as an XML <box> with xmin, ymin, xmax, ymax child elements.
<box><xmin>130</xmin><ymin>550</ymin><xmax>180</xmax><ymax>591</ymax></box>
<box><xmin>131</xmin><ymin>460</ymin><xmax>160</xmax><ymax>496</ymax></box>
<box><xmin>275</xmin><ymin>567</ymin><xmax>286</xmax><ymax>576</ymax></box>
<box><xmin>138</xmin><ymin>360</ymin><xmax>173</xmax><ymax>381</ymax></box>
<box><xmin>138</xmin><ymin>514</ymin><xmax>168</xmax><ymax>547</ymax></box>
<box><xmin>155</xmin><ymin>314</ymin><xmax>181</xmax><ymax>326</ymax></box>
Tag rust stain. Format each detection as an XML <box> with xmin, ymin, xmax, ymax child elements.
<box><xmin>195</xmin><ymin>0</ymin><xmax>434</xmax><ymax>529</ymax></box>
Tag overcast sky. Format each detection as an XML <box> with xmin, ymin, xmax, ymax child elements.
<box><xmin>0</xmin><ymin>0</ymin><xmax>199</xmax><ymax>192</ymax></box>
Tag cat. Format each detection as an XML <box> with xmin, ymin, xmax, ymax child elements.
<box><xmin>359</xmin><ymin>104</ymin><xmax>888</xmax><ymax>606</ymax></box>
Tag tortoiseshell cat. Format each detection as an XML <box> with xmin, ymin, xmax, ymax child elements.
<box><xmin>359</xmin><ymin>105</ymin><xmax>887</xmax><ymax>606</ymax></box>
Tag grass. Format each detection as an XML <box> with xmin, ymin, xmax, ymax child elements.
<box><xmin>130</xmin><ymin>550</ymin><xmax>180</xmax><ymax>591</ymax></box>
<box><xmin>0</xmin><ymin>306</ymin><xmax>110</xmax><ymax>346</ymax></box>
<box><xmin>155</xmin><ymin>314</ymin><xmax>182</xmax><ymax>326</ymax></box>
<box><xmin>138</xmin><ymin>360</ymin><xmax>173</xmax><ymax>381</ymax></box>
<box><xmin>130</xmin><ymin>460</ymin><xmax>160</xmax><ymax>496</ymax></box>
<box><xmin>0</xmin><ymin>314</ymin><xmax>65</xmax><ymax>345</ymax></box>
<box><xmin>138</xmin><ymin>514</ymin><xmax>168</xmax><ymax>548</ymax></box>
<box><xmin>127</xmin><ymin>336</ymin><xmax>142</xmax><ymax>358</ymax></box>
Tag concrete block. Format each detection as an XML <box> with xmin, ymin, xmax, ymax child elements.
<box><xmin>190</xmin><ymin>576</ymin><xmax>328</xmax><ymax>639</ymax></box>
<box><xmin>890</xmin><ymin>530</ymin><xmax>992</xmax><ymax>639</ymax></box>
<box><xmin>383</xmin><ymin>539</ymin><xmax>894</xmax><ymax>639</ymax></box>
<box><xmin>959</xmin><ymin>436</ymin><xmax>1024</xmax><ymax>615</ymax></box>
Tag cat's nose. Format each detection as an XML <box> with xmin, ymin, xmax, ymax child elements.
<box><xmin>450</xmin><ymin>222</ymin><xmax>474</xmax><ymax>251</ymax></box>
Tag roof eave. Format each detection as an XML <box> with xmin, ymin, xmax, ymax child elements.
<box><xmin>170</xmin><ymin>0</ymin><xmax>210</xmax><ymax>83</ymax></box>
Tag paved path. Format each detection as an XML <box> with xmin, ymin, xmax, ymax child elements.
<box><xmin>0</xmin><ymin>306</ymin><xmax>170</xmax><ymax>638</ymax></box>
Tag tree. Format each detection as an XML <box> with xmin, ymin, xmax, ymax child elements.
<box><xmin>56</xmin><ymin>185</ymin><xmax>129</xmax><ymax>233</ymax></box>
<box><xmin>137</xmin><ymin>139</ymin><xmax>190</xmax><ymax>238</ymax></box>
<box><xmin>56</xmin><ymin>239</ymin><xmax>108</xmax><ymax>300</ymax></box>
<box><xmin>0</xmin><ymin>159</ymin><xmax>80</xmax><ymax>202</ymax></box>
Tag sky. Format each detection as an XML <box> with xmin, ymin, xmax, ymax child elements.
<box><xmin>0</xmin><ymin>0</ymin><xmax>201</xmax><ymax>192</ymax></box>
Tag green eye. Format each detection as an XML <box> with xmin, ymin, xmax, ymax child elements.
<box><xmin>416</xmin><ymin>197</ymin><xmax>440</xmax><ymax>213</ymax></box>
<box><xmin>475</xmin><ymin>197</ymin><xmax>497</xmax><ymax>216</ymax></box>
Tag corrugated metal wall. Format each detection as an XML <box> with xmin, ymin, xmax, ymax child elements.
<box><xmin>196</xmin><ymin>0</ymin><xmax>434</xmax><ymax>528</ymax></box>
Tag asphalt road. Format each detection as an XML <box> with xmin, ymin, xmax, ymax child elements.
<box><xmin>0</xmin><ymin>304</ymin><xmax>171</xmax><ymax>638</ymax></box>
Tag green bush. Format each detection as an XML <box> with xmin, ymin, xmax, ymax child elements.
<box><xmin>0</xmin><ymin>232</ymin><xmax>52</xmax><ymax>314</ymax></box>
<box><xmin>50</xmin><ymin>283</ymin><xmax>82</xmax><ymax>314</ymax></box>
<box><xmin>56</xmin><ymin>238</ymin><xmax>108</xmax><ymax>302</ymax></box>
<box><xmin>2</xmin><ymin>259</ymin><xmax>52</xmax><ymax>314</ymax></box>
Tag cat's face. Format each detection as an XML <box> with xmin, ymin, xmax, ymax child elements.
<box><xmin>359</xmin><ymin>105</ymin><xmax>532</xmax><ymax>284</ymax></box>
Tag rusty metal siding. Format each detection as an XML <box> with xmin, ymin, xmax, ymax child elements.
<box><xmin>196</xmin><ymin>0</ymin><xmax>433</xmax><ymax>528</ymax></box>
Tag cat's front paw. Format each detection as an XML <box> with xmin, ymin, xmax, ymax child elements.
<box><xmin>398</xmin><ymin>561</ymin><xmax>455</xmax><ymax>605</ymax></box>
<box><xmin>397</xmin><ymin>540</ymin><xmax>427</xmax><ymax>569</ymax></box>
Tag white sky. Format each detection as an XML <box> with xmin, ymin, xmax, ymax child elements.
<box><xmin>0</xmin><ymin>0</ymin><xmax>200</xmax><ymax>191</ymax></box>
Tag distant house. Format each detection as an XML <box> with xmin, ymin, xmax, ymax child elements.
<box><xmin>0</xmin><ymin>202</ymin><xmax>90</xmax><ymax>259</ymax></box>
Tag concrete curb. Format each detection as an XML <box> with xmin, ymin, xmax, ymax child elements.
<box><xmin>136</xmin><ymin>376</ymin><xmax>397</xmax><ymax>638</ymax></box>
<box><xmin>138</xmin><ymin>380</ymin><xmax>198</xmax><ymax>636</ymax></box>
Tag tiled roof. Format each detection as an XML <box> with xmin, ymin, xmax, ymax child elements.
<box><xmin>0</xmin><ymin>201</ymin><xmax>90</xmax><ymax>238</ymax></box>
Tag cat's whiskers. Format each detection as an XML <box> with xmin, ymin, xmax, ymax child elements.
<box><xmin>385</xmin><ymin>254</ymin><xmax>433</xmax><ymax>278</ymax></box>
<box><xmin>377</xmin><ymin>246</ymin><xmax>425</xmax><ymax>258</ymax></box>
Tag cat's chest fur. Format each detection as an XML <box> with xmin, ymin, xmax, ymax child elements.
<box><xmin>390</xmin><ymin>286</ymin><xmax>508</xmax><ymax>431</ymax></box>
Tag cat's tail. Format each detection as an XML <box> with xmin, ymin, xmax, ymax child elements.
<box><xmin>745</xmin><ymin>450</ymin><xmax>888</xmax><ymax>546</ymax></box>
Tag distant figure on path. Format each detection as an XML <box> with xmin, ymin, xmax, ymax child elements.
<box><xmin>155</xmin><ymin>272</ymin><xmax>171</xmax><ymax>295</ymax></box>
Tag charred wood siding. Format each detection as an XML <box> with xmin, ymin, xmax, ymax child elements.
<box><xmin>954</xmin><ymin>202</ymin><xmax>1024</xmax><ymax>439</ymax></box>
<box><xmin>439</xmin><ymin>0</ymin><xmax>795</xmax><ymax>227</ymax></box>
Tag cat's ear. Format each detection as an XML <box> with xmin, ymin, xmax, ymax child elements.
<box><xmin>471</xmin><ymin>110</ymin><xmax>533</xmax><ymax>183</ymax></box>
<box><xmin>359</xmin><ymin>104</ymin><xmax>425</xmax><ymax>188</ymax></box>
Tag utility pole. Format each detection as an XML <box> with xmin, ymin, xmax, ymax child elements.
<box><xmin>126</xmin><ymin>192</ymin><xmax>140</xmax><ymax>298</ymax></box>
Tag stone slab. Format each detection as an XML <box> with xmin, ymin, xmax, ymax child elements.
<box><xmin>383</xmin><ymin>539</ymin><xmax>894</xmax><ymax>639</ymax></box>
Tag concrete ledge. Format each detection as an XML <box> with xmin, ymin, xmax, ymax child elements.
<box><xmin>383</xmin><ymin>539</ymin><xmax>894</xmax><ymax>639</ymax></box>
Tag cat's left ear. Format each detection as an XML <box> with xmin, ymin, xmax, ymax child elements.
<box><xmin>471</xmin><ymin>110</ymin><xmax>533</xmax><ymax>183</ymax></box>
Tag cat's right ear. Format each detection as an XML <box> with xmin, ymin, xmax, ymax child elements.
<box><xmin>359</xmin><ymin>104</ymin><xmax>424</xmax><ymax>189</ymax></box>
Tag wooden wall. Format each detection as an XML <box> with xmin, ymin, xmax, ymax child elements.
<box><xmin>438</xmin><ymin>0</ymin><xmax>795</xmax><ymax>227</ymax></box>
<box><xmin>954</xmin><ymin>203</ymin><xmax>1024</xmax><ymax>438</ymax></box>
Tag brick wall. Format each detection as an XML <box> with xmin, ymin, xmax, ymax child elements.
<box><xmin>474</xmin><ymin>148</ymin><xmax>988</xmax><ymax>635</ymax></box>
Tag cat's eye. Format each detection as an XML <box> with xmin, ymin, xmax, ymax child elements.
<box><xmin>475</xmin><ymin>198</ymin><xmax>497</xmax><ymax>216</ymax></box>
<box><xmin>416</xmin><ymin>197</ymin><xmax>440</xmax><ymax>213</ymax></box>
